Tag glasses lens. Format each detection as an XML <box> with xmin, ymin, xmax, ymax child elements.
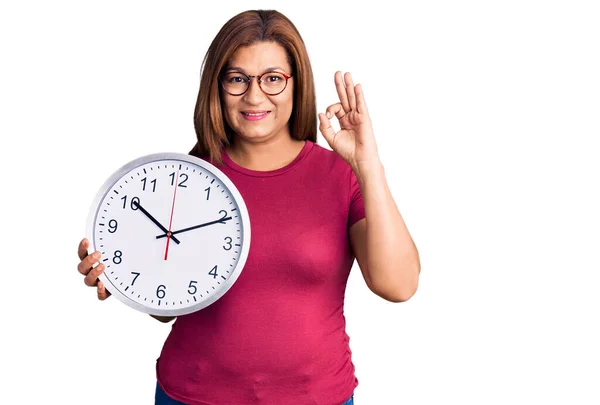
<box><xmin>259</xmin><ymin>72</ymin><xmax>287</xmax><ymax>95</ymax></box>
<box><xmin>222</xmin><ymin>72</ymin><xmax>249</xmax><ymax>95</ymax></box>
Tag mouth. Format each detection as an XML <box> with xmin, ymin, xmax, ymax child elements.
<box><xmin>241</xmin><ymin>111</ymin><xmax>270</xmax><ymax>121</ymax></box>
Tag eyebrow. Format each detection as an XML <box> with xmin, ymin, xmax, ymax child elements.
<box><xmin>224</xmin><ymin>66</ymin><xmax>288</xmax><ymax>73</ymax></box>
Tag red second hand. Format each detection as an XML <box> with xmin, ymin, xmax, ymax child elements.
<box><xmin>164</xmin><ymin>169</ymin><xmax>179</xmax><ymax>260</ymax></box>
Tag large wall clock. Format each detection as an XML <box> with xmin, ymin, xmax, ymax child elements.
<box><xmin>86</xmin><ymin>153</ymin><xmax>251</xmax><ymax>316</ymax></box>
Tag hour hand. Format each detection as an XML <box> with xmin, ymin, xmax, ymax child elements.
<box><xmin>155</xmin><ymin>215</ymin><xmax>232</xmax><ymax>239</ymax></box>
<box><xmin>132</xmin><ymin>201</ymin><xmax>181</xmax><ymax>244</ymax></box>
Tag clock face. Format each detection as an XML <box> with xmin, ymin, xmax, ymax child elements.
<box><xmin>86</xmin><ymin>153</ymin><xmax>251</xmax><ymax>316</ymax></box>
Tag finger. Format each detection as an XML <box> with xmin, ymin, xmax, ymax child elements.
<box><xmin>78</xmin><ymin>251</ymin><xmax>101</xmax><ymax>275</ymax></box>
<box><xmin>356</xmin><ymin>83</ymin><xmax>369</xmax><ymax>115</ymax></box>
<box><xmin>344</xmin><ymin>72</ymin><xmax>357</xmax><ymax>112</ymax></box>
<box><xmin>78</xmin><ymin>238</ymin><xmax>89</xmax><ymax>261</ymax></box>
<box><xmin>97</xmin><ymin>281</ymin><xmax>111</xmax><ymax>301</ymax></box>
<box><xmin>318</xmin><ymin>113</ymin><xmax>336</xmax><ymax>147</ymax></box>
<box><xmin>334</xmin><ymin>71</ymin><xmax>351</xmax><ymax>113</ymax></box>
<box><xmin>325</xmin><ymin>103</ymin><xmax>345</xmax><ymax>121</ymax></box>
<box><xmin>84</xmin><ymin>263</ymin><xmax>105</xmax><ymax>287</ymax></box>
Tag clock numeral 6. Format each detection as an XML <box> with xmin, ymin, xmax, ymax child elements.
<box><xmin>156</xmin><ymin>285</ymin><xmax>166</xmax><ymax>299</ymax></box>
<box><xmin>113</xmin><ymin>250</ymin><xmax>123</xmax><ymax>264</ymax></box>
<box><xmin>121</xmin><ymin>195</ymin><xmax>140</xmax><ymax>210</ymax></box>
<box><xmin>188</xmin><ymin>280</ymin><xmax>197</xmax><ymax>295</ymax></box>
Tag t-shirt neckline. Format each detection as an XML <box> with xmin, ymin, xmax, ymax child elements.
<box><xmin>221</xmin><ymin>140</ymin><xmax>314</xmax><ymax>177</ymax></box>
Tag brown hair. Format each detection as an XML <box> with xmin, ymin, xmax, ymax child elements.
<box><xmin>189</xmin><ymin>9</ymin><xmax>317</xmax><ymax>165</ymax></box>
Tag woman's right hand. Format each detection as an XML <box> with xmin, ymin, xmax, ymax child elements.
<box><xmin>77</xmin><ymin>238</ymin><xmax>111</xmax><ymax>300</ymax></box>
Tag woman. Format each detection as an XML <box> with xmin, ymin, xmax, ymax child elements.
<box><xmin>77</xmin><ymin>9</ymin><xmax>420</xmax><ymax>405</ymax></box>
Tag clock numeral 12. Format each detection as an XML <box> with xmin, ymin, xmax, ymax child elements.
<box><xmin>169</xmin><ymin>172</ymin><xmax>188</xmax><ymax>188</ymax></box>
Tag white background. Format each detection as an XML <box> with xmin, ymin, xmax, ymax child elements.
<box><xmin>1</xmin><ymin>0</ymin><xmax>599</xmax><ymax>404</ymax></box>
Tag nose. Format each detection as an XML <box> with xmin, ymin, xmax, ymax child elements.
<box><xmin>243</xmin><ymin>77</ymin><xmax>266</xmax><ymax>105</ymax></box>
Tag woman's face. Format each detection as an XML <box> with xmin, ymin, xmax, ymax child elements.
<box><xmin>221</xmin><ymin>41</ymin><xmax>294</xmax><ymax>144</ymax></box>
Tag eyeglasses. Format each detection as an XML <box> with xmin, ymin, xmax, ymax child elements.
<box><xmin>219</xmin><ymin>71</ymin><xmax>293</xmax><ymax>96</ymax></box>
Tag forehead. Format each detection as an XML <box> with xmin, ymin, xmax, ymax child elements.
<box><xmin>227</xmin><ymin>41</ymin><xmax>291</xmax><ymax>72</ymax></box>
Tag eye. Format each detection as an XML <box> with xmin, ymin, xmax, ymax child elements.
<box><xmin>223</xmin><ymin>73</ymin><xmax>247</xmax><ymax>84</ymax></box>
<box><xmin>263</xmin><ymin>73</ymin><xmax>284</xmax><ymax>82</ymax></box>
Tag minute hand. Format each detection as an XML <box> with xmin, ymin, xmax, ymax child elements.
<box><xmin>132</xmin><ymin>201</ymin><xmax>181</xmax><ymax>244</ymax></box>
<box><xmin>156</xmin><ymin>216</ymin><xmax>233</xmax><ymax>239</ymax></box>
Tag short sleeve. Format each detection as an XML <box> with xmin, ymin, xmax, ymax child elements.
<box><xmin>348</xmin><ymin>170</ymin><xmax>366</xmax><ymax>228</ymax></box>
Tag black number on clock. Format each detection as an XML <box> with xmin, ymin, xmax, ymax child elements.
<box><xmin>169</xmin><ymin>172</ymin><xmax>188</xmax><ymax>188</ymax></box>
<box><xmin>113</xmin><ymin>250</ymin><xmax>122</xmax><ymax>264</ymax></box>
<box><xmin>141</xmin><ymin>177</ymin><xmax>157</xmax><ymax>192</ymax></box>
<box><xmin>223</xmin><ymin>237</ymin><xmax>232</xmax><ymax>250</ymax></box>
<box><xmin>188</xmin><ymin>281</ymin><xmax>197</xmax><ymax>294</ymax></box>
<box><xmin>205</xmin><ymin>187</ymin><xmax>210</xmax><ymax>200</ymax></box>
<box><xmin>108</xmin><ymin>219</ymin><xmax>118</xmax><ymax>233</ymax></box>
<box><xmin>156</xmin><ymin>285</ymin><xmax>166</xmax><ymax>299</ymax></box>
<box><xmin>131</xmin><ymin>272</ymin><xmax>140</xmax><ymax>285</ymax></box>
<box><xmin>121</xmin><ymin>196</ymin><xmax>140</xmax><ymax>210</ymax></box>
<box><xmin>209</xmin><ymin>265</ymin><xmax>218</xmax><ymax>279</ymax></box>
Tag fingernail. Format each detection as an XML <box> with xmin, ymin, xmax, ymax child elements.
<box><xmin>93</xmin><ymin>252</ymin><xmax>101</xmax><ymax>259</ymax></box>
<box><xmin>327</xmin><ymin>111</ymin><xmax>332</xmax><ymax>119</ymax></box>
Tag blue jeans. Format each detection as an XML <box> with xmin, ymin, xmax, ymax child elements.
<box><xmin>155</xmin><ymin>382</ymin><xmax>354</xmax><ymax>404</ymax></box>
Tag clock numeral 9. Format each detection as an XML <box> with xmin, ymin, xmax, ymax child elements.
<box><xmin>223</xmin><ymin>236</ymin><xmax>232</xmax><ymax>250</ymax></box>
<box><xmin>121</xmin><ymin>195</ymin><xmax>140</xmax><ymax>210</ymax></box>
<box><xmin>169</xmin><ymin>172</ymin><xmax>188</xmax><ymax>188</ymax></box>
<box><xmin>108</xmin><ymin>219</ymin><xmax>118</xmax><ymax>233</ymax></box>
<box><xmin>113</xmin><ymin>250</ymin><xmax>123</xmax><ymax>264</ymax></box>
<box><xmin>156</xmin><ymin>285</ymin><xmax>166</xmax><ymax>299</ymax></box>
<box><xmin>188</xmin><ymin>281</ymin><xmax>197</xmax><ymax>295</ymax></box>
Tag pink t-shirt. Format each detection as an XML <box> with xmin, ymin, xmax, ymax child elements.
<box><xmin>156</xmin><ymin>140</ymin><xmax>365</xmax><ymax>405</ymax></box>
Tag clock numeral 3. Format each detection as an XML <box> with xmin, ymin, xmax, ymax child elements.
<box><xmin>223</xmin><ymin>237</ymin><xmax>232</xmax><ymax>251</ymax></box>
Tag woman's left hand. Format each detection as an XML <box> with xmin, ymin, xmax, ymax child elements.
<box><xmin>318</xmin><ymin>71</ymin><xmax>380</xmax><ymax>170</ymax></box>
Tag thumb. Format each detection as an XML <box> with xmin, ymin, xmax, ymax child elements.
<box><xmin>318</xmin><ymin>113</ymin><xmax>336</xmax><ymax>148</ymax></box>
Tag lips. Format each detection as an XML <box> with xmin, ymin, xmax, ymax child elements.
<box><xmin>241</xmin><ymin>111</ymin><xmax>270</xmax><ymax>121</ymax></box>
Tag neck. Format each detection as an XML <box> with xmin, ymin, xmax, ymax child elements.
<box><xmin>226</xmin><ymin>136</ymin><xmax>306</xmax><ymax>171</ymax></box>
